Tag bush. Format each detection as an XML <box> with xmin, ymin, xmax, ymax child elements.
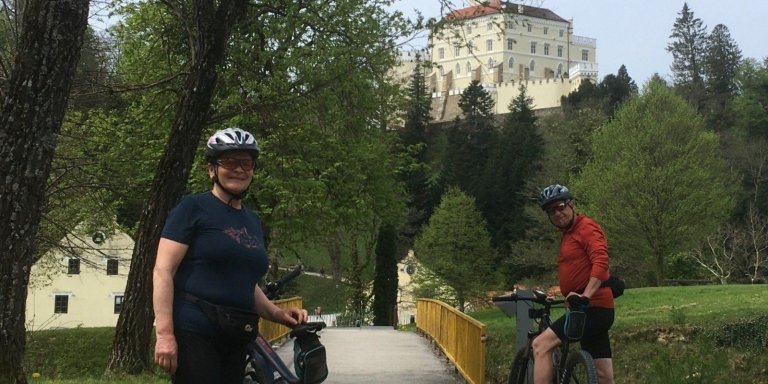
<box><xmin>706</xmin><ymin>314</ymin><xmax>768</xmax><ymax>352</ymax></box>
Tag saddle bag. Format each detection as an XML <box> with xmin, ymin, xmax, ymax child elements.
<box><xmin>291</xmin><ymin>324</ymin><xmax>328</xmax><ymax>384</ymax></box>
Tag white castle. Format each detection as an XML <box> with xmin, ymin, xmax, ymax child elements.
<box><xmin>395</xmin><ymin>0</ymin><xmax>599</xmax><ymax>121</ymax></box>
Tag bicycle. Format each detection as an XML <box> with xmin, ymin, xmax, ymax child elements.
<box><xmin>243</xmin><ymin>265</ymin><xmax>327</xmax><ymax>384</ymax></box>
<box><xmin>492</xmin><ymin>289</ymin><xmax>598</xmax><ymax>384</ymax></box>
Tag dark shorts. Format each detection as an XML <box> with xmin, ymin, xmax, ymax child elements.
<box><xmin>550</xmin><ymin>307</ymin><xmax>614</xmax><ymax>359</ymax></box>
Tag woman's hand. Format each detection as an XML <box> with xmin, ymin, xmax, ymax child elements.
<box><xmin>275</xmin><ymin>307</ymin><xmax>309</xmax><ymax>326</ymax></box>
<box><xmin>154</xmin><ymin>334</ymin><xmax>178</xmax><ymax>374</ymax></box>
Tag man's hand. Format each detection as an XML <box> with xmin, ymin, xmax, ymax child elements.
<box><xmin>274</xmin><ymin>307</ymin><xmax>309</xmax><ymax>326</ymax></box>
<box><xmin>566</xmin><ymin>292</ymin><xmax>590</xmax><ymax>308</ymax></box>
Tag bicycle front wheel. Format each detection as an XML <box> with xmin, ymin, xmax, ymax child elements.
<box><xmin>508</xmin><ymin>347</ymin><xmax>534</xmax><ymax>384</ymax></box>
<box><xmin>561</xmin><ymin>350</ymin><xmax>598</xmax><ymax>384</ymax></box>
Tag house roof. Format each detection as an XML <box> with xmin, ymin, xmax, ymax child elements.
<box><xmin>445</xmin><ymin>1</ymin><xmax>568</xmax><ymax>23</ymax></box>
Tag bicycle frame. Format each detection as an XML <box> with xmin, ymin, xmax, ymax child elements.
<box><xmin>493</xmin><ymin>289</ymin><xmax>593</xmax><ymax>384</ymax></box>
<box><xmin>243</xmin><ymin>265</ymin><xmax>305</xmax><ymax>384</ymax></box>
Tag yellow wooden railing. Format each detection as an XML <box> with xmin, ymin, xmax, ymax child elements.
<box><xmin>416</xmin><ymin>299</ymin><xmax>486</xmax><ymax>384</ymax></box>
<box><xmin>259</xmin><ymin>297</ymin><xmax>303</xmax><ymax>343</ymax></box>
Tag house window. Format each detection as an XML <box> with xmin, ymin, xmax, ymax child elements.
<box><xmin>544</xmin><ymin>43</ymin><xmax>550</xmax><ymax>56</ymax></box>
<box><xmin>557</xmin><ymin>45</ymin><xmax>563</xmax><ymax>57</ymax></box>
<box><xmin>486</xmin><ymin>39</ymin><xmax>493</xmax><ymax>52</ymax></box>
<box><xmin>106</xmin><ymin>258</ymin><xmax>118</xmax><ymax>275</ymax></box>
<box><xmin>543</xmin><ymin>27</ymin><xmax>548</xmax><ymax>35</ymax></box>
<box><xmin>455</xmin><ymin>63</ymin><xmax>461</xmax><ymax>75</ymax></box>
<box><xmin>530</xmin><ymin>60</ymin><xmax>536</xmax><ymax>72</ymax></box>
<box><xmin>67</xmin><ymin>258</ymin><xmax>80</xmax><ymax>275</ymax></box>
<box><xmin>508</xmin><ymin>57</ymin><xmax>515</xmax><ymax>69</ymax></box>
<box><xmin>559</xmin><ymin>29</ymin><xmax>564</xmax><ymax>37</ymax></box>
<box><xmin>582</xmin><ymin>49</ymin><xmax>589</xmax><ymax>61</ymax></box>
<box><xmin>530</xmin><ymin>42</ymin><xmax>537</xmax><ymax>54</ymax></box>
<box><xmin>466</xmin><ymin>62</ymin><xmax>472</xmax><ymax>74</ymax></box>
<box><xmin>527</xmin><ymin>24</ymin><xmax>532</xmax><ymax>33</ymax></box>
<box><xmin>507</xmin><ymin>38</ymin><xmax>514</xmax><ymax>50</ymax></box>
<box><xmin>114</xmin><ymin>295</ymin><xmax>125</xmax><ymax>314</ymax></box>
<box><xmin>438</xmin><ymin>48</ymin><xmax>445</xmax><ymax>59</ymax></box>
<box><xmin>454</xmin><ymin>46</ymin><xmax>461</xmax><ymax>57</ymax></box>
<box><xmin>54</xmin><ymin>295</ymin><xmax>69</xmax><ymax>314</ymax></box>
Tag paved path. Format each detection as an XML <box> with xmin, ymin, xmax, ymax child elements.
<box><xmin>274</xmin><ymin>326</ymin><xmax>463</xmax><ymax>383</ymax></box>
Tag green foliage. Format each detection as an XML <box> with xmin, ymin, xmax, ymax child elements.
<box><xmin>572</xmin><ymin>82</ymin><xmax>734</xmax><ymax>285</ymax></box>
<box><xmin>414</xmin><ymin>187</ymin><xmax>500</xmax><ymax>311</ymax></box>
<box><xmin>478</xmin><ymin>84</ymin><xmax>543</xmax><ymax>258</ymax></box>
<box><xmin>706</xmin><ymin>314</ymin><xmax>768</xmax><ymax>352</ymax></box>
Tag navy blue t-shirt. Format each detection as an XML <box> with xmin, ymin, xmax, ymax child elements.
<box><xmin>161</xmin><ymin>192</ymin><xmax>269</xmax><ymax>335</ymax></box>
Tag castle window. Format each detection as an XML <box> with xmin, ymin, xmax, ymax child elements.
<box><xmin>486</xmin><ymin>39</ymin><xmax>493</xmax><ymax>52</ymax></box>
<box><xmin>107</xmin><ymin>258</ymin><xmax>119</xmax><ymax>275</ymax></box>
<box><xmin>530</xmin><ymin>60</ymin><xmax>536</xmax><ymax>72</ymax></box>
<box><xmin>466</xmin><ymin>62</ymin><xmax>472</xmax><ymax>74</ymax></box>
<box><xmin>557</xmin><ymin>63</ymin><xmax>563</xmax><ymax>77</ymax></box>
<box><xmin>544</xmin><ymin>43</ymin><xmax>550</xmax><ymax>56</ymax></box>
<box><xmin>507</xmin><ymin>38</ymin><xmax>514</xmax><ymax>50</ymax></box>
<box><xmin>527</xmin><ymin>24</ymin><xmax>532</xmax><ymax>33</ymax></box>
<box><xmin>114</xmin><ymin>295</ymin><xmax>125</xmax><ymax>314</ymax></box>
<box><xmin>54</xmin><ymin>295</ymin><xmax>69</xmax><ymax>314</ymax></box>
<box><xmin>582</xmin><ymin>49</ymin><xmax>589</xmax><ymax>61</ymax></box>
<box><xmin>455</xmin><ymin>63</ymin><xmax>461</xmax><ymax>75</ymax></box>
<box><xmin>530</xmin><ymin>42</ymin><xmax>537</xmax><ymax>54</ymax></box>
<box><xmin>438</xmin><ymin>48</ymin><xmax>445</xmax><ymax>59</ymax></box>
<box><xmin>454</xmin><ymin>46</ymin><xmax>461</xmax><ymax>57</ymax></box>
<box><xmin>543</xmin><ymin>27</ymin><xmax>548</xmax><ymax>35</ymax></box>
<box><xmin>557</xmin><ymin>45</ymin><xmax>563</xmax><ymax>57</ymax></box>
<box><xmin>67</xmin><ymin>258</ymin><xmax>80</xmax><ymax>275</ymax></box>
<box><xmin>559</xmin><ymin>29</ymin><xmax>564</xmax><ymax>37</ymax></box>
<box><xmin>487</xmin><ymin>22</ymin><xmax>493</xmax><ymax>31</ymax></box>
<box><xmin>508</xmin><ymin>57</ymin><xmax>515</xmax><ymax>69</ymax></box>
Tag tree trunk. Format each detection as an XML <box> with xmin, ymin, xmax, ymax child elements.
<box><xmin>107</xmin><ymin>0</ymin><xmax>248</xmax><ymax>374</ymax></box>
<box><xmin>0</xmin><ymin>1</ymin><xmax>89</xmax><ymax>382</ymax></box>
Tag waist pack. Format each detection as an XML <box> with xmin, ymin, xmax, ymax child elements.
<box><xmin>291</xmin><ymin>324</ymin><xmax>328</xmax><ymax>384</ymax></box>
<box><xmin>181</xmin><ymin>291</ymin><xmax>260</xmax><ymax>344</ymax></box>
<box><xmin>601</xmin><ymin>275</ymin><xmax>626</xmax><ymax>298</ymax></box>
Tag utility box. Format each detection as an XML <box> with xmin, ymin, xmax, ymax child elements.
<box><xmin>493</xmin><ymin>289</ymin><xmax>535</xmax><ymax>352</ymax></box>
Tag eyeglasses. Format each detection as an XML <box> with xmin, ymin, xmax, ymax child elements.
<box><xmin>545</xmin><ymin>201</ymin><xmax>570</xmax><ymax>215</ymax></box>
<box><xmin>216</xmin><ymin>158</ymin><xmax>255</xmax><ymax>171</ymax></box>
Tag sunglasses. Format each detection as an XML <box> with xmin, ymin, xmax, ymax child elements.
<box><xmin>216</xmin><ymin>158</ymin><xmax>255</xmax><ymax>171</ymax></box>
<box><xmin>545</xmin><ymin>201</ymin><xmax>570</xmax><ymax>215</ymax></box>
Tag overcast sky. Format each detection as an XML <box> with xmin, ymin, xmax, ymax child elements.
<box><xmin>391</xmin><ymin>0</ymin><xmax>768</xmax><ymax>85</ymax></box>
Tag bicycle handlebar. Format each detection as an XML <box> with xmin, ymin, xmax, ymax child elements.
<box><xmin>492</xmin><ymin>289</ymin><xmax>591</xmax><ymax>308</ymax></box>
<box><xmin>262</xmin><ymin>264</ymin><xmax>303</xmax><ymax>300</ymax></box>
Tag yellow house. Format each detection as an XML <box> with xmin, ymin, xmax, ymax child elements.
<box><xmin>26</xmin><ymin>229</ymin><xmax>134</xmax><ymax>330</ymax></box>
<box><xmin>424</xmin><ymin>0</ymin><xmax>599</xmax><ymax>121</ymax></box>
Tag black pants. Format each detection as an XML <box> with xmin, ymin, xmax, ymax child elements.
<box><xmin>173</xmin><ymin>329</ymin><xmax>249</xmax><ymax>384</ymax></box>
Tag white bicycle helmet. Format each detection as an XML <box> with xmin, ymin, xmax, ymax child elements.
<box><xmin>205</xmin><ymin>127</ymin><xmax>260</xmax><ymax>161</ymax></box>
<box><xmin>538</xmin><ymin>184</ymin><xmax>572</xmax><ymax>209</ymax></box>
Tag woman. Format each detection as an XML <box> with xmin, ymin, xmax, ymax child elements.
<box><xmin>153</xmin><ymin>127</ymin><xmax>307</xmax><ymax>383</ymax></box>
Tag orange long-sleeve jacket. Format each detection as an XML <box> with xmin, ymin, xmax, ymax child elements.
<box><xmin>557</xmin><ymin>214</ymin><xmax>614</xmax><ymax>309</ymax></box>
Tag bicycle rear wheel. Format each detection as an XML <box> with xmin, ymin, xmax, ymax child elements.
<box><xmin>561</xmin><ymin>350</ymin><xmax>598</xmax><ymax>384</ymax></box>
<box><xmin>508</xmin><ymin>347</ymin><xmax>534</xmax><ymax>384</ymax></box>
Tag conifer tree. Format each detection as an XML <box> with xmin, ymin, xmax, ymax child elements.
<box><xmin>667</xmin><ymin>2</ymin><xmax>708</xmax><ymax>110</ymax></box>
<box><xmin>704</xmin><ymin>24</ymin><xmax>742</xmax><ymax>130</ymax></box>
<box><xmin>372</xmin><ymin>224</ymin><xmax>398</xmax><ymax>326</ymax></box>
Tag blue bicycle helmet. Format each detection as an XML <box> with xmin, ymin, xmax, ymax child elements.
<box><xmin>538</xmin><ymin>184</ymin><xmax>572</xmax><ymax>210</ymax></box>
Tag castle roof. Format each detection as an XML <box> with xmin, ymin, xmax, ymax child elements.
<box><xmin>445</xmin><ymin>1</ymin><xmax>568</xmax><ymax>23</ymax></box>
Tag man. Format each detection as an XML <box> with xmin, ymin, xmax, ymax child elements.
<box><xmin>532</xmin><ymin>184</ymin><xmax>615</xmax><ymax>384</ymax></box>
